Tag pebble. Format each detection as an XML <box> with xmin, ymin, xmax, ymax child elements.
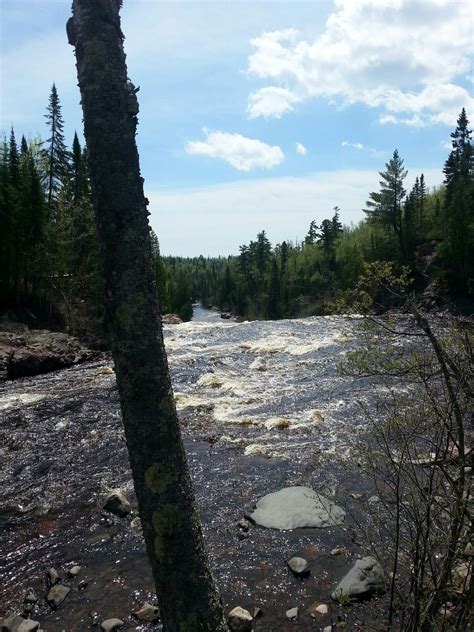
<box><xmin>287</xmin><ymin>557</ymin><xmax>309</xmax><ymax>577</ymax></box>
<box><xmin>133</xmin><ymin>602</ymin><xmax>160</xmax><ymax>622</ymax></box>
<box><xmin>68</xmin><ymin>565</ymin><xmax>82</xmax><ymax>577</ymax></box>
<box><xmin>101</xmin><ymin>619</ymin><xmax>124</xmax><ymax>632</ymax></box>
<box><xmin>46</xmin><ymin>584</ymin><xmax>70</xmax><ymax>608</ymax></box>
<box><xmin>286</xmin><ymin>607</ymin><xmax>298</xmax><ymax>620</ymax></box>
<box><xmin>227</xmin><ymin>606</ymin><xmax>253</xmax><ymax>631</ymax></box>
<box><xmin>368</xmin><ymin>495</ymin><xmax>381</xmax><ymax>504</ymax></box>
<box><xmin>350</xmin><ymin>493</ymin><xmax>363</xmax><ymax>500</ymax></box>
<box><xmin>330</xmin><ymin>547</ymin><xmax>347</xmax><ymax>556</ymax></box>
<box><xmin>323</xmin><ymin>627</ymin><xmax>333</xmax><ymax>632</ymax></box>
<box><xmin>237</xmin><ymin>518</ymin><xmax>250</xmax><ymax>532</ymax></box>
<box><xmin>47</xmin><ymin>567</ymin><xmax>59</xmax><ymax>586</ymax></box>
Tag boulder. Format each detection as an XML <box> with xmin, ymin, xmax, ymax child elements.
<box><xmin>103</xmin><ymin>489</ymin><xmax>131</xmax><ymax>517</ymax></box>
<box><xmin>100</xmin><ymin>620</ymin><xmax>124</xmax><ymax>632</ymax></box>
<box><xmin>0</xmin><ymin>329</ymin><xmax>93</xmax><ymax>381</ymax></box>
<box><xmin>46</xmin><ymin>584</ymin><xmax>70</xmax><ymax>608</ymax></box>
<box><xmin>227</xmin><ymin>606</ymin><xmax>252</xmax><ymax>631</ymax></box>
<box><xmin>161</xmin><ymin>314</ymin><xmax>183</xmax><ymax>325</ymax></box>
<box><xmin>0</xmin><ymin>617</ymin><xmax>40</xmax><ymax>632</ymax></box>
<box><xmin>286</xmin><ymin>607</ymin><xmax>298</xmax><ymax>620</ymax></box>
<box><xmin>249</xmin><ymin>486</ymin><xmax>346</xmax><ymax>530</ymax></box>
<box><xmin>287</xmin><ymin>557</ymin><xmax>309</xmax><ymax>577</ymax></box>
<box><xmin>332</xmin><ymin>556</ymin><xmax>387</xmax><ymax>602</ymax></box>
<box><xmin>132</xmin><ymin>603</ymin><xmax>160</xmax><ymax>622</ymax></box>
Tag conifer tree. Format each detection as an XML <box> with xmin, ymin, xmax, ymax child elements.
<box><xmin>44</xmin><ymin>83</ymin><xmax>68</xmax><ymax>218</ymax></box>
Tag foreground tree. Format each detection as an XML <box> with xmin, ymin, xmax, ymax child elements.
<box><xmin>67</xmin><ymin>2</ymin><xmax>228</xmax><ymax>630</ymax></box>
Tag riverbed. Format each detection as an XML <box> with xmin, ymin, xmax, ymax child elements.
<box><xmin>1</xmin><ymin>310</ymin><xmax>394</xmax><ymax>630</ymax></box>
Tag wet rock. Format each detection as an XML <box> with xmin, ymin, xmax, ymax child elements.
<box><xmin>330</xmin><ymin>547</ymin><xmax>347</xmax><ymax>556</ymax></box>
<box><xmin>249</xmin><ymin>486</ymin><xmax>346</xmax><ymax>530</ymax></box>
<box><xmin>463</xmin><ymin>542</ymin><xmax>474</xmax><ymax>557</ymax></box>
<box><xmin>23</xmin><ymin>590</ymin><xmax>38</xmax><ymax>604</ymax></box>
<box><xmin>161</xmin><ymin>313</ymin><xmax>183</xmax><ymax>325</ymax></box>
<box><xmin>46</xmin><ymin>584</ymin><xmax>70</xmax><ymax>608</ymax></box>
<box><xmin>286</xmin><ymin>607</ymin><xmax>298</xmax><ymax>620</ymax></box>
<box><xmin>17</xmin><ymin>620</ymin><xmax>40</xmax><ymax>632</ymax></box>
<box><xmin>0</xmin><ymin>329</ymin><xmax>92</xmax><ymax>381</ymax></box>
<box><xmin>132</xmin><ymin>602</ymin><xmax>160</xmax><ymax>622</ymax></box>
<box><xmin>323</xmin><ymin>627</ymin><xmax>332</xmax><ymax>632</ymax></box>
<box><xmin>227</xmin><ymin>606</ymin><xmax>253</xmax><ymax>631</ymax></box>
<box><xmin>78</xmin><ymin>579</ymin><xmax>88</xmax><ymax>590</ymax></box>
<box><xmin>103</xmin><ymin>489</ymin><xmax>131</xmax><ymax>517</ymax></box>
<box><xmin>1</xmin><ymin>615</ymin><xmax>24</xmax><ymax>632</ymax></box>
<box><xmin>101</xmin><ymin>619</ymin><xmax>124</xmax><ymax>632</ymax></box>
<box><xmin>253</xmin><ymin>607</ymin><xmax>263</xmax><ymax>619</ymax></box>
<box><xmin>47</xmin><ymin>567</ymin><xmax>59</xmax><ymax>586</ymax></box>
<box><xmin>130</xmin><ymin>517</ymin><xmax>142</xmax><ymax>531</ymax></box>
<box><xmin>68</xmin><ymin>564</ymin><xmax>82</xmax><ymax>576</ymax></box>
<box><xmin>287</xmin><ymin>557</ymin><xmax>309</xmax><ymax>577</ymax></box>
<box><xmin>237</xmin><ymin>518</ymin><xmax>250</xmax><ymax>532</ymax></box>
<box><xmin>332</xmin><ymin>556</ymin><xmax>387</xmax><ymax>602</ymax></box>
<box><xmin>349</xmin><ymin>493</ymin><xmax>363</xmax><ymax>500</ymax></box>
<box><xmin>87</xmin><ymin>532</ymin><xmax>111</xmax><ymax>546</ymax></box>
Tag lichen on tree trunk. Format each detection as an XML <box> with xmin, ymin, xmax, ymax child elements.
<box><xmin>67</xmin><ymin>2</ymin><xmax>228</xmax><ymax>630</ymax></box>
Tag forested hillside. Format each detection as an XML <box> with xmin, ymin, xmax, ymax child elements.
<box><xmin>1</xmin><ymin>88</ymin><xmax>472</xmax><ymax>329</ymax></box>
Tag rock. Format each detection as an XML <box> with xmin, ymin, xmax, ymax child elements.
<box><xmin>253</xmin><ymin>607</ymin><xmax>263</xmax><ymax>619</ymax></box>
<box><xmin>330</xmin><ymin>547</ymin><xmax>347</xmax><ymax>556</ymax></box>
<box><xmin>68</xmin><ymin>564</ymin><xmax>82</xmax><ymax>577</ymax></box>
<box><xmin>237</xmin><ymin>518</ymin><xmax>250</xmax><ymax>532</ymax></box>
<box><xmin>368</xmin><ymin>495</ymin><xmax>380</xmax><ymax>505</ymax></box>
<box><xmin>24</xmin><ymin>590</ymin><xmax>38</xmax><ymax>604</ymax></box>
<box><xmin>249</xmin><ymin>486</ymin><xmax>346</xmax><ymax>530</ymax></box>
<box><xmin>350</xmin><ymin>493</ymin><xmax>363</xmax><ymax>500</ymax></box>
<box><xmin>452</xmin><ymin>561</ymin><xmax>471</xmax><ymax>590</ymax></box>
<box><xmin>332</xmin><ymin>556</ymin><xmax>387</xmax><ymax>602</ymax></box>
<box><xmin>17</xmin><ymin>620</ymin><xmax>40</xmax><ymax>632</ymax></box>
<box><xmin>46</xmin><ymin>584</ymin><xmax>71</xmax><ymax>608</ymax></box>
<box><xmin>101</xmin><ymin>619</ymin><xmax>124</xmax><ymax>632</ymax></box>
<box><xmin>227</xmin><ymin>606</ymin><xmax>253</xmax><ymax>631</ymax></box>
<box><xmin>0</xmin><ymin>329</ymin><xmax>93</xmax><ymax>381</ymax></box>
<box><xmin>130</xmin><ymin>517</ymin><xmax>142</xmax><ymax>531</ymax></box>
<box><xmin>78</xmin><ymin>580</ymin><xmax>88</xmax><ymax>590</ymax></box>
<box><xmin>47</xmin><ymin>567</ymin><xmax>59</xmax><ymax>586</ymax></box>
<box><xmin>161</xmin><ymin>313</ymin><xmax>183</xmax><ymax>325</ymax></box>
<box><xmin>221</xmin><ymin>312</ymin><xmax>231</xmax><ymax>320</ymax></box>
<box><xmin>286</xmin><ymin>607</ymin><xmax>298</xmax><ymax>620</ymax></box>
<box><xmin>287</xmin><ymin>557</ymin><xmax>309</xmax><ymax>577</ymax></box>
<box><xmin>463</xmin><ymin>542</ymin><xmax>474</xmax><ymax>557</ymax></box>
<box><xmin>0</xmin><ymin>617</ymin><xmax>41</xmax><ymax>632</ymax></box>
<box><xmin>132</xmin><ymin>603</ymin><xmax>160</xmax><ymax>622</ymax></box>
<box><xmin>323</xmin><ymin>627</ymin><xmax>333</xmax><ymax>632</ymax></box>
<box><xmin>315</xmin><ymin>604</ymin><xmax>329</xmax><ymax>615</ymax></box>
<box><xmin>103</xmin><ymin>489</ymin><xmax>131</xmax><ymax>517</ymax></box>
<box><xmin>308</xmin><ymin>602</ymin><xmax>330</xmax><ymax>617</ymax></box>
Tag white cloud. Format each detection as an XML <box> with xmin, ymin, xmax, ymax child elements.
<box><xmin>296</xmin><ymin>142</ymin><xmax>307</xmax><ymax>156</ymax></box>
<box><xmin>148</xmin><ymin>167</ymin><xmax>443</xmax><ymax>257</ymax></box>
<box><xmin>441</xmin><ymin>140</ymin><xmax>452</xmax><ymax>150</ymax></box>
<box><xmin>342</xmin><ymin>140</ymin><xmax>378</xmax><ymax>154</ymax></box>
<box><xmin>185</xmin><ymin>129</ymin><xmax>284</xmax><ymax>172</ymax></box>
<box><xmin>246</xmin><ymin>0</ymin><xmax>473</xmax><ymax>127</ymax></box>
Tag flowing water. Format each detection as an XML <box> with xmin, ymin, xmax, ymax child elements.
<box><xmin>0</xmin><ymin>308</ymin><xmax>396</xmax><ymax>630</ymax></box>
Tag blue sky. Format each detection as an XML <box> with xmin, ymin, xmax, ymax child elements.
<box><xmin>1</xmin><ymin>0</ymin><xmax>473</xmax><ymax>256</ymax></box>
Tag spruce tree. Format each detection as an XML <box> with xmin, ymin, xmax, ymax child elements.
<box><xmin>44</xmin><ymin>83</ymin><xmax>68</xmax><ymax>219</ymax></box>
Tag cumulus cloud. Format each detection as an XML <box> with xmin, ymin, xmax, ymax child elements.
<box><xmin>246</xmin><ymin>0</ymin><xmax>473</xmax><ymax>126</ymax></box>
<box><xmin>296</xmin><ymin>142</ymin><xmax>307</xmax><ymax>156</ymax></box>
<box><xmin>185</xmin><ymin>129</ymin><xmax>284</xmax><ymax>172</ymax></box>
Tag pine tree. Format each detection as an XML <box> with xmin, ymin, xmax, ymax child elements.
<box><xmin>44</xmin><ymin>83</ymin><xmax>68</xmax><ymax>219</ymax></box>
<box><xmin>365</xmin><ymin>149</ymin><xmax>408</xmax><ymax>258</ymax></box>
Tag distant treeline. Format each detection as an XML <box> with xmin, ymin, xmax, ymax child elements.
<box><xmin>1</xmin><ymin>87</ymin><xmax>472</xmax><ymax>330</ymax></box>
<box><xmin>157</xmin><ymin>109</ymin><xmax>473</xmax><ymax>320</ymax></box>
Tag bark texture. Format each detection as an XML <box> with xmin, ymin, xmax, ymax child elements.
<box><xmin>68</xmin><ymin>2</ymin><xmax>228</xmax><ymax>630</ymax></box>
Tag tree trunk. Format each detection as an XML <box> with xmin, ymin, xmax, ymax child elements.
<box><xmin>67</xmin><ymin>2</ymin><xmax>228</xmax><ymax>630</ymax></box>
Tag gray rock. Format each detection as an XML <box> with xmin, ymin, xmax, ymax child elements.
<box><xmin>47</xmin><ymin>567</ymin><xmax>59</xmax><ymax>586</ymax></box>
<box><xmin>249</xmin><ymin>486</ymin><xmax>345</xmax><ymax>530</ymax></box>
<box><xmin>46</xmin><ymin>584</ymin><xmax>70</xmax><ymax>608</ymax></box>
<box><xmin>323</xmin><ymin>627</ymin><xmax>333</xmax><ymax>632</ymax></box>
<box><xmin>332</xmin><ymin>556</ymin><xmax>387</xmax><ymax>602</ymax></box>
<box><xmin>17</xmin><ymin>620</ymin><xmax>40</xmax><ymax>632</ymax></box>
<box><xmin>286</xmin><ymin>607</ymin><xmax>298</xmax><ymax>620</ymax></box>
<box><xmin>227</xmin><ymin>606</ymin><xmax>252</xmax><ymax>631</ymax></box>
<box><xmin>103</xmin><ymin>489</ymin><xmax>131</xmax><ymax>517</ymax></box>
<box><xmin>24</xmin><ymin>590</ymin><xmax>38</xmax><ymax>604</ymax></box>
<box><xmin>1</xmin><ymin>615</ymin><xmax>25</xmax><ymax>632</ymax></box>
<box><xmin>68</xmin><ymin>565</ymin><xmax>82</xmax><ymax>577</ymax></box>
<box><xmin>132</xmin><ymin>603</ymin><xmax>160</xmax><ymax>622</ymax></box>
<box><xmin>287</xmin><ymin>557</ymin><xmax>309</xmax><ymax>577</ymax></box>
<box><xmin>237</xmin><ymin>518</ymin><xmax>250</xmax><ymax>532</ymax></box>
<box><xmin>368</xmin><ymin>495</ymin><xmax>380</xmax><ymax>505</ymax></box>
<box><xmin>100</xmin><ymin>620</ymin><xmax>124</xmax><ymax>632</ymax></box>
<box><xmin>330</xmin><ymin>547</ymin><xmax>347</xmax><ymax>556</ymax></box>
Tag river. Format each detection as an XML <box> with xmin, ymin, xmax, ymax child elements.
<box><xmin>1</xmin><ymin>311</ymin><xmax>396</xmax><ymax>630</ymax></box>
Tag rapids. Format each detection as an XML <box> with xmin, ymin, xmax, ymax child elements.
<box><xmin>0</xmin><ymin>309</ymin><xmax>393</xmax><ymax>630</ymax></box>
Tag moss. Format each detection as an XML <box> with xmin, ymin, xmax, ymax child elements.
<box><xmin>144</xmin><ymin>463</ymin><xmax>177</xmax><ymax>495</ymax></box>
<box><xmin>152</xmin><ymin>504</ymin><xmax>181</xmax><ymax>563</ymax></box>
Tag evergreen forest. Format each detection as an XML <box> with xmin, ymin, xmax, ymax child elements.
<box><xmin>1</xmin><ymin>86</ymin><xmax>473</xmax><ymax>333</ymax></box>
